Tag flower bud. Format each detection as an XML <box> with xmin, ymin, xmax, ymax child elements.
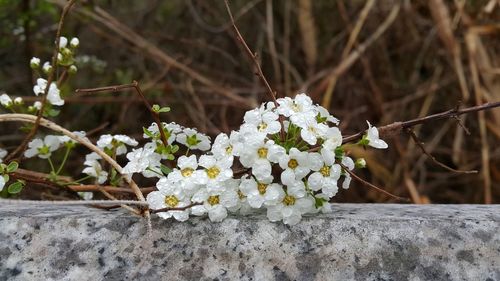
<box><xmin>59</xmin><ymin>36</ymin><xmax>68</xmax><ymax>49</ymax></box>
<box><xmin>355</xmin><ymin>158</ymin><xmax>367</xmax><ymax>169</ymax></box>
<box><xmin>14</xmin><ymin>97</ymin><xmax>23</xmax><ymax>105</ymax></box>
<box><xmin>70</xmin><ymin>37</ymin><xmax>79</xmax><ymax>48</ymax></box>
<box><xmin>30</xmin><ymin>57</ymin><xmax>40</xmax><ymax>69</ymax></box>
<box><xmin>0</xmin><ymin>94</ymin><xmax>12</xmax><ymax>107</ymax></box>
<box><xmin>68</xmin><ymin>65</ymin><xmax>78</xmax><ymax>74</ymax></box>
<box><xmin>42</xmin><ymin>62</ymin><xmax>52</xmax><ymax>74</ymax></box>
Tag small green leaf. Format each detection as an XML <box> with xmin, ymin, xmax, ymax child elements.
<box><xmin>160</xmin><ymin>164</ymin><xmax>172</xmax><ymax>175</ymax></box>
<box><xmin>6</xmin><ymin>161</ymin><xmax>19</xmax><ymax>173</ymax></box>
<box><xmin>158</xmin><ymin>106</ymin><xmax>170</xmax><ymax>113</ymax></box>
<box><xmin>152</xmin><ymin>104</ymin><xmax>161</xmax><ymax>113</ymax></box>
<box><xmin>143</xmin><ymin>127</ymin><xmax>154</xmax><ymax>138</ymax></box>
<box><xmin>0</xmin><ymin>164</ymin><xmax>5</xmax><ymax>174</ymax></box>
<box><xmin>47</xmin><ymin>108</ymin><xmax>60</xmax><ymax>117</ymax></box>
<box><xmin>8</xmin><ymin>180</ymin><xmax>24</xmax><ymax>194</ymax></box>
<box><xmin>152</xmin><ymin>104</ymin><xmax>170</xmax><ymax>113</ymax></box>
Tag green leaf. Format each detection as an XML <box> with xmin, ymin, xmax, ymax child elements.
<box><xmin>0</xmin><ymin>164</ymin><xmax>5</xmax><ymax>174</ymax></box>
<box><xmin>6</xmin><ymin>161</ymin><xmax>18</xmax><ymax>173</ymax></box>
<box><xmin>143</xmin><ymin>127</ymin><xmax>154</xmax><ymax>138</ymax></box>
<box><xmin>7</xmin><ymin>180</ymin><xmax>24</xmax><ymax>194</ymax></box>
<box><xmin>47</xmin><ymin>108</ymin><xmax>60</xmax><ymax>117</ymax></box>
<box><xmin>152</xmin><ymin>104</ymin><xmax>171</xmax><ymax>113</ymax></box>
<box><xmin>160</xmin><ymin>164</ymin><xmax>172</xmax><ymax>175</ymax></box>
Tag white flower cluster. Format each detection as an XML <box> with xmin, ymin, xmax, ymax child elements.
<box><xmin>139</xmin><ymin>94</ymin><xmax>388</xmax><ymax>225</ymax></box>
<box><xmin>28</xmin><ymin>36</ymin><xmax>80</xmax><ymax>109</ymax></box>
<box><xmin>24</xmin><ymin>132</ymin><xmax>87</xmax><ymax>159</ymax></box>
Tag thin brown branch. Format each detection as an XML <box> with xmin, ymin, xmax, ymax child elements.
<box><xmin>342</xmin><ymin>101</ymin><xmax>500</xmax><ymax>144</ymax></box>
<box><xmin>76</xmin><ymin>81</ymin><xmax>169</xmax><ymax>146</ymax></box>
<box><xmin>406</xmin><ymin>128</ymin><xmax>477</xmax><ymax>174</ymax></box>
<box><xmin>68</xmin><ymin>185</ymin><xmax>156</xmax><ymax>194</ymax></box>
<box><xmin>224</xmin><ymin>0</ymin><xmax>285</xmax><ymax>140</ymax></box>
<box><xmin>150</xmin><ymin>202</ymin><xmax>202</xmax><ymax>214</ymax></box>
<box><xmin>6</xmin><ymin>0</ymin><xmax>77</xmax><ymax>162</ymax></box>
<box><xmin>340</xmin><ymin>163</ymin><xmax>409</xmax><ymax>202</ymax></box>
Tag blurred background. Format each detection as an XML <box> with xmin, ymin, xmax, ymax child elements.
<box><xmin>0</xmin><ymin>0</ymin><xmax>499</xmax><ymax>203</ymax></box>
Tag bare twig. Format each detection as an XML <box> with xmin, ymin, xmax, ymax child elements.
<box><xmin>68</xmin><ymin>185</ymin><xmax>156</xmax><ymax>194</ymax></box>
<box><xmin>342</xmin><ymin>101</ymin><xmax>500</xmax><ymax>144</ymax></box>
<box><xmin>76</xmin><ymin>81</ymin><xmax>169</xmax><ymax>146</ymax></box>
<box><xmin>150</xmin><ymin>202</ymin><xmax>202</xmax><ymax>214</ymax></box>
<box><xmin>224</xmin><ymin>0</ymin><xmax>286</xmax><ymax>140</ymax></box>
<box><xmin>406</xmin><ymin>128</ymin><xmax>477</xmax><ymax>174</ymax></box>
<box><xmin>340</xmin><ymin>163</ymin><xmax>409</xmax><ymax>202</ymax></box>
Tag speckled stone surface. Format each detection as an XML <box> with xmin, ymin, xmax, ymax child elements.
<box><xmin>0</xmin><ymin>204</ymin><xmax>499</xmax><ymax>281</ymax></box>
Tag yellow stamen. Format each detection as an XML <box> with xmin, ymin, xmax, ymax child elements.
<box><xmin>207</xmin><ymin>195</ymin><xmax>220</xmax><ymax>206</ymax></box>
<box><xmin>164</xmin><ymin>195</ymin><xmax>179</xmax><ymax>207</ymax></box>
<box><xmin>181</xmin><ymin>167</ymin><xmax>194</xmax><ymax>177</ymax></box>
<box><xmin>206</xmin><ymin>166</ymin><xmax>220</xmax><ymax>179</ymax></box>
<box><xmin>257</xmin><ymin>147</ymin><xmax>268</xmax><ymax>158</ymax></box>
<box><xmin>320</xmin><ymin>166</ymin><xmax>330</xmax><ymax>177</ymax></box>
<box><xmin>283</xmin><ymin>195</ymin><xmax>296</xmax><ymax>206</ymax></box>
<box><xmin>257</xmin><ymin>183</ymin><xmax>268</xmax><ymax>195</ymax></box>
<box><xmin>288</xmin><ymin>159</ymin><xmax>298</xmax><ymax>169</ymax></box>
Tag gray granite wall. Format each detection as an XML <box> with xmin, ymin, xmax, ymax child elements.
<box><xmin>0</xmin><ymin>204</ymin><xmax>498</xmax><ymax>281</ymax></box>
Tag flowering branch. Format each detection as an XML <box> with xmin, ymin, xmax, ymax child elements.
<box><xmin>6</xmin><ymin>0</ymin><xmax>77</xmax><ymax>163</ymax></box>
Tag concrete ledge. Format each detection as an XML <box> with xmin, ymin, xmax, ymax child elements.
<box><xmin>0</xmin><ymin>204</ymin><xmax>499</xmax><ymax>280</ymax></box>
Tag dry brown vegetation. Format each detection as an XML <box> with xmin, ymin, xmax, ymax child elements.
<box><xmin>1</xmin><ymin>0</ymin><xmax>499</xmax><ymax>204</ymax></box>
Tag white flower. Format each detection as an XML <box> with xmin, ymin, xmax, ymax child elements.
<box><xmin>317</xmin><ymin>105</ymin><xmax>339</xmax><ymax>125</ymax></box>
<box><xmin>239</xmin><ymin>176</ymin><xmax>284</xmax><ymax>208</ymax></box>
<box><xmin>78</xmin><ymin>192</ymin><xmax>93</xmax><ymax>200</ymax></box>
<box><xmin>30</xmin><ymin>57</ymin><xmax>40</xmax><ymax>68</ymax></box>
<box><xmin>13</xmin><ymin>97</ymin><xmax>22</xmax><ymax>104</ymax></box>
<box><xmin>59</xmin><ymin>36</ymin><xmax>68</xmax><ymax>48</ymax></box>
<box><xmin>191</xmin><ymin>186</ymin><xmax>239</xmax><ymax>222</ymax></box>
<box><xmin>266</xmin><ymin>189</ymin><xmax>315</xmax><ymax>225</ymax></box>
<box><xmin>277</xmin><ymin>94</ymin><xmax>314</xmax><ymax>118</ymax></box>
<box><xmin>192</xmin><ymin>155</ymin><xmax>233</xmax><ymax>192</ymax></box>
<box><xmin>0</xmin><ymin>175</ymin><xmax>5</xmax><ymax>192</ymax></box>
<box><xmin>298</xmin><ymin>117</ymin><xmax>329</xmax><ymax>145</ymax></box>
<box><xmin>147</xmin><ymin>179</ymin><xmax>191</xmax><ymax>221</ymax></box>
<box><xmin>42</xmin><ymin>62</ymin><xmax>52</xmax><ymax>73</ymax></box>
<box><xmin>167</xmin><ymin>155</ymin><xmax>200</xmax><ymax>194</ymax></box>
<box><xmin>122</xmin><ymin>146</ymin><xmax>162</xmax><ymax>178</ymax></box>
<box><xmin>58</xmin><ymin>131</ymin><xmax>87</xmax><ymax>145</ymax></box>
<box><xmin>176</xmin><ymin>128</ymin><xmax>211</xmax><ymax>151</ymax></box>
<box><xmin>33</xmin><ymin>101</ymin><xmax>42</xmax><ymax>110</ymax></box>
<box><xmin>25</xmin><ymin>135</ymin><xmax>62</xmax><ymax>159</ymax></box>
<box><xmin>70</xmin><ymin>37</ymin><xmax>79</xmax><ymax>48</ymax></box>
<box><xmin>33</xmin><ymin>78</ymin><xmax>64</xmax><ymax>106</ymax></box>
<box><xmin>82</xmin><ymin>153</ymin><xmax>108</xmax><ymax>184</ymax></box>
<box><xmin>238</xmin><ymin>136</ymin><xmax>286</xmax><ymax>181</ymax></box>
<box><xmin>143</xmin><ymin>122</ymin><xmax>180</xmax><ymax>144</ymax></box>
<box><xmin>243</xmin><ymin>104</ymin><xmax>281</xmax><ymax>135</ymax></box>
<box><xmin>0</xmin><ymin>148</ymin><xmax>7</xmax><ymax>163</ymax></box>
<box><xmin>279</xmin><ymin>148</ymin><xmax>311</xmax><ymax>186</ymax></box>
<box><xmin>211</xmin><ymin>133</ymin><xmax>235</xmax><ymax>160</ymax></box>
<box><xmin>0</xmin><ymin>94</ymin><xmax>12</xmax><ymax>107</ymax></box>
<box><xmin>366</xmin><ymin>121</ymin><xmax>388</xmax><ymax>149</ymax></box>
<box><xmin>341</xmin><ymin>156</ymin><xmax>355</xmax><ymax>190</ymax></box>
<box><xmin>97</xmin><ymin>134</ymin><xmax>138</xmax><ymax>155</ymax></box>
<box><xmin>308</xmin><ymin>149</ymin><xmax>341</xmax><ymax>197</ymax></box>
